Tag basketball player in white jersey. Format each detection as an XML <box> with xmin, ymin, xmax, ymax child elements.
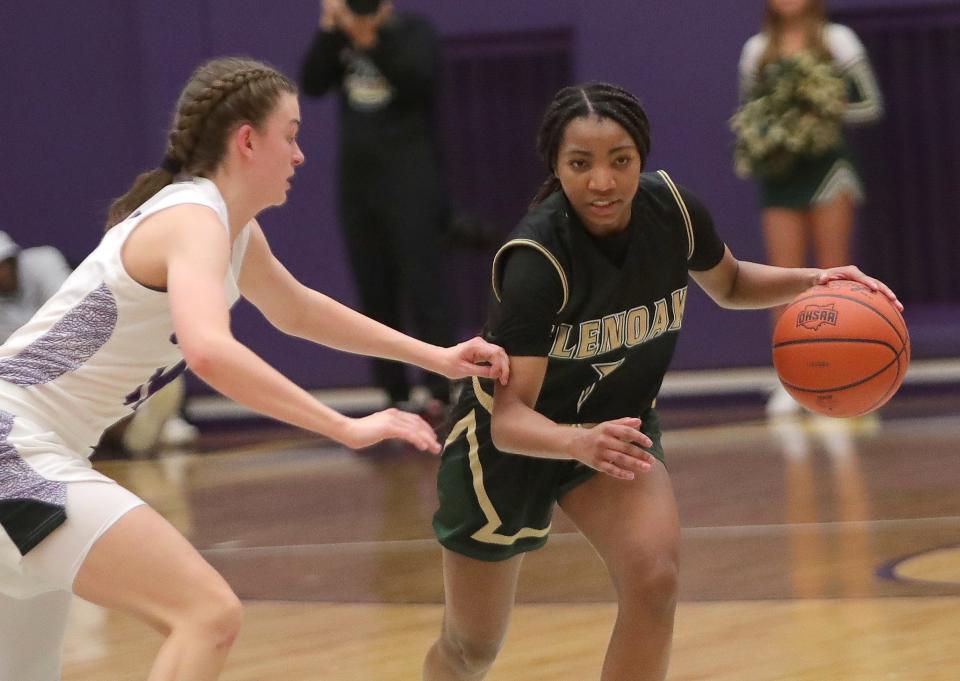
<box><xmin>0</xmin><ymin>56</ymin><xmax>508</xmax><ymax>681</ymax></box>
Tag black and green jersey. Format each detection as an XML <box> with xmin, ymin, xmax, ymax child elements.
<box><xmin>433</xmin><ymin>171</ymin><xmax>725</xmax><ymax>560</ymax></box>
<box><xmin>460</xmin><ymin>170</ymin><xmax>725</xmax><ymax>425</ymax></box>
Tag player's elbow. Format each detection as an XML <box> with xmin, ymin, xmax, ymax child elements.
<box><xmin>489</xmin><ymin>407</ymin><xmax>523</xmax><ymax>453</ymax></box>
<box><xmin>711</xmin><ymin>262</ymin><xmax>751</xmax><ymax>309</ymax></box>
<box><xmin>697</xmin><ymin>281</ymin><xmax>741</xmax><ymax>310</ymax></box>
<box><xmin>268</xmin><ymin>299</ymin><xmax>308</xmax><ymax>337</ymax></box>
<box><xmin>712</xmin><ymin>288</ymin><xmax>746</xmax><ymax>309</ymax></box>
<box><xmin>179</xmin><ymin>331</ymin><xmax>233</xmax><ymax>381</ymax></box>
<box><xmin>489</xmin><ymin>418</ymin><xmax>511</xmax><ymax>452</ymax></box>
<box><xmin>181</xmin><ymin>345</ymin><xmax>217</xmax><ymax>381</ymax></box>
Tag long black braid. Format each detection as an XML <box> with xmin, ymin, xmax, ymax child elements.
<box><xmin>530</xmin><ymin>82</ymin><xmax>652</xmax><ymax>208</ymax></box>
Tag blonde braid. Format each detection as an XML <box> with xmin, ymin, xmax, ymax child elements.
<box><xmin>106</xmin><ymin>57</ymin><xmax>296</xmax><ymax>230</ymax></box>
<box><xmin>166</xmin><ymin>68</ymin><xmax>278</xmax><ymax>170</ymax></box>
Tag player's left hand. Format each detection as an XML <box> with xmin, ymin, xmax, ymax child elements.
<box><xmin>340</xmin><ymin>408</ymin><xmax>441</xmax><ymax>454</ymax></box>
<box><xmin>438</xmin><ymin>337</ymin><xmax>510</xmax><ymax>385</ymax></box>
<box><xmin>815</xmin><ymin>266</ymin><xmax>903</xmax><ymax>312</ymax></box>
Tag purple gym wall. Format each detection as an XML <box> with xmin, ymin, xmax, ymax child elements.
<box><xmin>1</xmin><ymin>0</ymin><xmax>957</xmax><ymax>391</ymax></box>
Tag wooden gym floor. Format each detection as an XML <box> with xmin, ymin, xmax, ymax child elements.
<box><xmin>61</xmin><ymin>386</ymin><xmax>960</xmax><ymax>681</ymax></box>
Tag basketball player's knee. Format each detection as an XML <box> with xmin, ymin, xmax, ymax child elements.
<box><xmin>206</xmin><ymin>590</ymin><xmax>244</xmax><ymax>649</ymax></box>
<box><xmin>182</xmin><ymin>587</ymin><xmax>244</xmax><ymax>650</ymax></box>
<box><xmin>612</xmin><ymin>549</ymin><xmax>679</xmax><ymax>613</ymax></box>
<box><xmin>439</xmin><ymin>627</ymin><xmax>504</xmax><ymax>675</ymax></box>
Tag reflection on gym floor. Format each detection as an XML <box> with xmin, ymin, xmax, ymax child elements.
<box><xmin>63</xmin><ymin>387</ymin><xmax>960</xmax><ymax>681</ymax></box>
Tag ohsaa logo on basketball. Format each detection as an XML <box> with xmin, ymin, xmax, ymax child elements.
<box><xmin>796</xmin><ymin>303</ymin><xmax>838</xmax><ymax>330</ymax></box>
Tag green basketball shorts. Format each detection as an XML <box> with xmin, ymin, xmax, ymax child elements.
<box><xmin>433</xmin><ymin>403</ymin><xmax>663</xmax><ymax>561</ymax></box>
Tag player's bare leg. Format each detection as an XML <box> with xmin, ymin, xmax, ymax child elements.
<box><xmin>560</xmin><ymin>461</ymin><xmax>680</xmax><ymax>681</ymax></box>
<box><xmin>423</xmin><ymin>550</ymin><xmax>523</xmax><ymax>680</ymax></box>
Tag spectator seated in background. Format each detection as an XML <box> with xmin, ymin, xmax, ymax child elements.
<box><xmin>0</xmin><ymin>231</ymin><xmax>72</xmax><ymax>342</ymax></box>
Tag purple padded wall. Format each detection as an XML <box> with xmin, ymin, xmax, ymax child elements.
<box><xmin>1</xmin><ymin>0</ymin><xmax>956</xmax><ymax>389</ymax></box>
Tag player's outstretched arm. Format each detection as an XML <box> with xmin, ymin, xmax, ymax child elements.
<box><xmin>239</xmin><ymin>221</ymin><xmax>509</xmax><ymax>384</ymax></box>
<box><xmin>690</xmin><ymin>246</ymin><xmax>820</xmax><ymax>309</ymax></box>
<box><xmin>690</xmin><ymin>246</ymin><xmax>902</xmax><ymax>311</ymax></box>
<box><xmin>156</xmin><ymin>209</ymin><xmax>439</xmax><ymax>452</ymax></box>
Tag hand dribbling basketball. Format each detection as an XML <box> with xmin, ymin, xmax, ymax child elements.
<box><xmin>772</xmin><ymin>275</ymin><xmax>909</xmax><ymax>418</ymax></box>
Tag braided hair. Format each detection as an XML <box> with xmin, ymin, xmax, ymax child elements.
<box><xmin>530</xmin><ymin>82</ymin><xmax>651</xmax><ymax>208</ymax></box>
<box><xmin>105</xmin><ymin>57</ymin><xmax>297</xmax><ymax>229</ymax></box>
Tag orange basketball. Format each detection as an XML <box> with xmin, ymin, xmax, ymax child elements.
<box><xmin>772</xmin><ymin>279</ymin><xmax>910</xmax><ymax>417</ymax></box>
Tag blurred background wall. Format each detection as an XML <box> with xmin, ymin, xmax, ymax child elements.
<box><xmin>1</xmin><ymin>0</ymin><xmax>957</xmax><ymax>391</ymax></box>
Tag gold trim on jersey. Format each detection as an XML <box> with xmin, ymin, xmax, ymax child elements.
<box><xmin>445</xmin><ymin>409</ymin><xmax>552</xmax><ymax>546</ymax></box>
<box><xmin>591</xmin><ymin>358</ymin><xmax>626</xmax><ymax>379</ymax></box>
<box><xmin>656</xmin><ymin>170</ymin><xmax>695</xmax><ymax>261</ymax></box>
<box><xmin>576</xmin><ymin>358</ymin><xmax>627</xmax><ymax>413</ymax></box>
<box><xmin>491</xmin><ymin>239</ymin><xmax>569</xmax><ymax>313</ymax></box>
<box><xmin>471</xmin><ymin>376</ymin><xmax>494</xmax><ymax>414</ymax></box>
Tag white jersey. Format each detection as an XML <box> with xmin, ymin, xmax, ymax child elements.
<box><xmin>0</xmin><ymin>177</ymin><xmax>249</xmax><ymax>464</ymax></box>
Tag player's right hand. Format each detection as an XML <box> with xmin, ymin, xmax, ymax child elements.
<box><xmin>437</xmin><ymin>336</ymin><xmax>510</xmax><ymax>385</ymax></box>
<box><xmin>814</xmin><ymin>265</ymin><xmax>903</xmax><ymax>311</ymax></box>
<box><xmin>339</xmin><ymin>408</ymin><xmax>442</xmax><ymax>454</ymax></box>
<box><xmin>567</xmin><ymin>417</ymin><xmax>655</xmax><ymax>480</ymax></box>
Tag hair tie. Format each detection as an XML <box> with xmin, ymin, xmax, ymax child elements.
<box><xmin>161</xmin><ymin>156</ymin><xmax>183</xmax><ymax>175</ymax></box>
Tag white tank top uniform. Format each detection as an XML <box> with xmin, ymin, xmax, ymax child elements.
<box><xmin>0</xmin><ymin>177</ymin><xmax>249</xmax><ymax>588</ymax></box>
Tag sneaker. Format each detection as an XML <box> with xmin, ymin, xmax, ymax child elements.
<box><xmin>123</xmin><ymin>392</ymin><xmax>179</xmax><ymax>455</ymax></box>
<box><xmin>159</xmin><ymin>416</ymin><xmax>200</xmax><ymax>446</ymax></box>
<box><xmin>766</xmin><ymin>384</ymin><xmax>802</xmax><ymax>417</ymax></box>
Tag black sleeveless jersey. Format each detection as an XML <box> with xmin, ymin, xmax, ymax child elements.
<box><xmin>462</xmin><ymin>170</ymin><xmax>726</xmax><ymax>425</ymax></box>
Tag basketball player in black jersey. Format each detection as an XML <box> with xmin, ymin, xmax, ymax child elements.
<box><xmin>423</xmin><ymin>83</ymin><xmax>901</xmax><ymax>681</ymax></box>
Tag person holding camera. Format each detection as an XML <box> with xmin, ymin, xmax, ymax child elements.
<box><xmin>301</xmin><ymin>0</ymin><xmax>455</xmax><ymax>416</ymax></box>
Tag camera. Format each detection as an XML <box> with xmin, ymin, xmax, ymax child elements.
<box><xmin>346</xmin><ymin>0</ymin><xmax>383</xmax><ymax>15</ymax></box>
